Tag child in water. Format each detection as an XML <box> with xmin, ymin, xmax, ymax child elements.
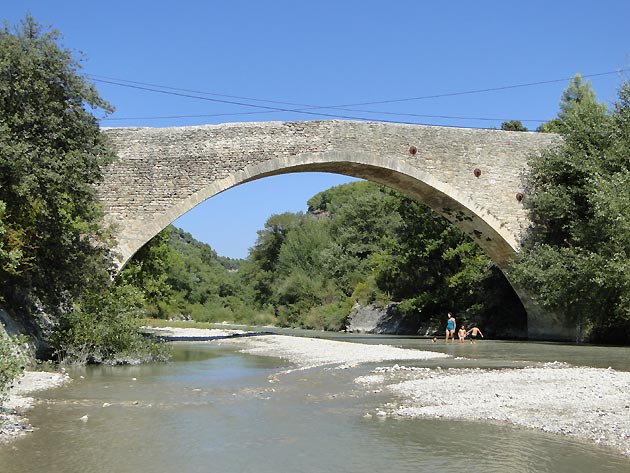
<box><xmin>466</xmin><ymin>325</ymin><xmax>484</xmax><ymax>343</ymax></box>
<box><xmin>458</xmin><ymin>326</ymin><xmax>467</xmax><ymax>343</ymax></box>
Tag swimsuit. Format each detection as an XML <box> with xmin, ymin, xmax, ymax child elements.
<box><xmin>446</xmin><ymin>320</ymin><xmax>454</xmax><ymax>331</ymax></box>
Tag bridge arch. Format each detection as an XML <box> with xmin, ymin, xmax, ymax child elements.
<box><xmin>153</xmin><ymin>152</ymin><xmax>520</xmax><ymax>271</ymax></box>
<box><xmin>99</xmin><ymin>121</ymin><xmax>563</xmax><ymax>339</ymax></box>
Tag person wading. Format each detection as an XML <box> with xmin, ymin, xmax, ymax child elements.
<box><xmin>445</xmin><ymin>312</ymin><xmax>456</xmax><ymax>343</ymax></box>
<box><xmin>466</xmin><ymin>325</ymin><xmax>484</xmax><ymax>343</ymax></box>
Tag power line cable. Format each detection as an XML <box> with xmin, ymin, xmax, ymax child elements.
<box><xmin>101</xmin><ymin>109</ymin><xmax>547</xmax><ymax>123</ymax></box>
<box><xmin>90</xmin><ymin>68</ymin><xmax>628</xmax><ymax>109</ymax></box>
<box><xmin>91</xmin><ymin>77</ymin><xmax>416</xmax><ymax>124</ymax></box>
<box><xmin>92</xmin><ymin>76</ymin><xmax>545</xmax><ymax>125</ymax></box>
<box><xmin>325</xmin><ymin>69</ymin><xmax>629</xmax><ymax>108</ymax></box>
<box><xmin>91</xmin><ymin>73</ymin><xmax>549</xmax><ymax>122</ymax></box>
<box><xmin>89</xmin><ymin>68</ymin><xmax>629</xmax><ymax>124</ymax></box>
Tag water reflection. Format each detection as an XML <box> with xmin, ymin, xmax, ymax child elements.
<box><xmin>171</xmin><ymin>345</ymin><xmax>221</xmax><ymax>362</ymax></box>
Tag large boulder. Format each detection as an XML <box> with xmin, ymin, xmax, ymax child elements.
<box><xmin>345</xmin><ymin>303</ymin><xmax>421</xmax><ymax>334</ymax></box>
<box><xmin>0</xmin><ymin>305</ymin><xmax>52</xmax><ymax>359</ymax></box>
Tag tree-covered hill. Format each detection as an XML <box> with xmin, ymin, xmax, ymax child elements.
<box><xmin>240</xmin><ymin>181</ymin><xmax>526</xmax><ymax>335</ymax></box>
<box><xmin>117</xmin><ymin>226</ymin><xmax>262</xmax><ymax>324</ymax></box>
<box><xmin>124</xmin><ymin>181</ymin><xmax>525</xmax><ymax>338</ymax></box>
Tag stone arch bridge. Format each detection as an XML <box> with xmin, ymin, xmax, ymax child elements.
<box><xmin>100</xmin><ymin>120</ymin><xmax>563</xmax><ymax>339</ymax></box>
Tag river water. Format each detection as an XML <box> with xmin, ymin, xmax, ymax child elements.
<box><xmin>1</xmin><ymin>332</ymin><xmax>629</xmax><ymax>473</ymax></box>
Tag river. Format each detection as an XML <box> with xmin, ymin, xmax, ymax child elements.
<box><xmin>1</xmin><ymin>331</ymin><xmax>629</xmax><ymax>472</ymax></box>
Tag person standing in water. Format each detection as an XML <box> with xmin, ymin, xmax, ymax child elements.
<box><xmin>445</xmin><ymin>312</ymin><xmax>456</xmax><ymax>343</ymax></box>
<box><xmin>458</xmin><ymin>325</ymin><xmax>467</xmax><ymax>342</ymax></box>
<box><xmin>466</xmin><ymin>325</ymin><xmax>484</xmax><ymax>343</ymax></box>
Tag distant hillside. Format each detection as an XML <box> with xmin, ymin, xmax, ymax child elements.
<box><xmin>168</xmin><ymin>227</ymin><xmax>243</xmax><ymax>271</ymax></box>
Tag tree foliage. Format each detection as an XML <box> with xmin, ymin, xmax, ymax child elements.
<box><xmin>0</xmin><ymin>334</ymin><xmax>26</xmax><ymax>402</ymax></box>
<box><xmin>501</xmin><ymin>120</ymin><xmax>528</xmax><ymax>132</ymax></box>
<box><xmin>512</xmin><ymin>79</ymin><xmax>630</xmax><ymax>342</ymax></box>
<box><xmin>245</xmin><ymin>181</ymin><xmax>524</xmax><ymax>334</ymax></box>
<box><xmin>0</xmin><ymin>16</ymin><xmax>169</xmax><ymax>364</ymax></box>
<box><xmin>117</xmin><ymin>226</ymin><xmax>266</xmax><ymax>325</ymax></box>
<box><xmin>52</xmin><ymin>285</ymin><xmax>170</xmax><ymax>364</ymax></box>
<box><xmin>0</xmin><ymin>16</ymin><xmax>116</xmax><ymax>311</ymax></box>
<box><xmin>536</xmin><ymin>74</ymin><xmax>606</xmax><ymax>134</ymax></box>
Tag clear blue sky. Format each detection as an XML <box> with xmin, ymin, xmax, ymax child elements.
<box><xmin>4</xmin><ymin>1</ymin><xmax>629</xmax><ymax>258</ymax></box>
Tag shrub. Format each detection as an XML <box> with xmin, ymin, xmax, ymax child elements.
<box><xmin>51</xmin><ymin>286</ymin><xmax>170</xmax><ymax>364</ymax></box>
<box><xmin>302</xmin><ymin>303</ymin><xmax>348</xmax><ymax>331</ymax></box>
<box><xmin>0</xmin><ymin>334</ymin><xmax>26</xmax><ymax>403</ymax></box>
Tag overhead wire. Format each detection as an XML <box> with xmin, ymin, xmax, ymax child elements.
<box><xmin>90</xmin><ymin>77</ymin><xmax>538</xmax><ymax>125</ymax></box>
<box><xmin>91</xmin><ymin>77</ymin><xmax>415</xmax><ymax>125</ymax></box>
<box><xmin>89</xmin><ymin>68</ymin><xmax>629</xmax><ymax>125</ymax></box>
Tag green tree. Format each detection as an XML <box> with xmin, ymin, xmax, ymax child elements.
<box><xmin>313</xmin><ymin>183</ymin><xmax>401</xmax><ymax>295</ymax></box>
<box><xmin>0</xmin><ymin>334</ymin><xmax>26</xmax><ymax>402</ymax></box>
<box><xmin>117</xmin><ymin>227</ymin><xmax>174</xmax><ymax>311</ymax></box>
<box><xmin>274</xmin><ymin>218</ymin><xmax>339</xmax><ymax>322</ymax></box>
<box><xmin>557</xmin><ymin>74</ymin><xmax>606</xmax><ymax>121</ymax></box>
<box><xmin>0</xmin><ymin>202</ymin><xmax>22</xmax><ymax>279</ymax></box>
<box><xmin>0</xmin><ymin>17</ymin><xmax>172</xmax><ymax>364</ymax></box>
<box><xmin>240</xmin><ymin>212</ymin><xmax>304</xmax><ymax>307</ymax></box>
<box><xmin>329</xmin><ymin>187</ymin><xmax>401</xmax><ymax>261</ymax></box>
<box><xmin>53</xmin><ymin>284</ymin><xmax>170</xmax><ymax>364</ymax></box>
<box><xmin>0</xmin><ymin>16</ymin><xmax>116</xmax><ymax>312</ymax></box>
<box><xmin>537</xmin><ymin>73</ymin><xmax>606</xmax><ymax>133</ymax></box>
<box><xmin>513</xmin><ymin>81</ymin><xmax>630</xmax><ymax>342</ymax></box>
<box><xmin>307</xmin><ymin>180</ymin><xmax>373</xmax><ymax>214</ymax></box>
<box><xmin>501</xmin><ymin>120</ymin><xmax>528</xmax><ymax>132</ymax></box>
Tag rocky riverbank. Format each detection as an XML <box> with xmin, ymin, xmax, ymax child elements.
<box><xmin>361</xmin><ymin>363</ymin><xmax>630</xmax><ymax>457</ymax></box>
<box><xmin>0</xmin><ymin>370</ymin><xmax>70</xmax><ymax>443</ymax></box>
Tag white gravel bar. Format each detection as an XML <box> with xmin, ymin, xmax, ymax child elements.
<box><xmin>224</xmin><ymin>334</ymin><xmax>448</xmax><ymax>369</ymax></box>
<box><xmin>143</xmin><ymin>326</ymin><xmax>246</xmax><ymax>338</ymax></box>
<box><xmin>1</xmin><ymin>370</ymin><xmax>70</xmax><ymax>443</ymax></box>
<box><xmin>379</xmin><ymin>362</ymin><xmax>630</xmax><ymax>457</ymax></box>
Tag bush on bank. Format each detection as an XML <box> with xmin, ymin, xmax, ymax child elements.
<box><xmin>0</xmin><ymin>334</ymin><xmax>26</xmax><ymax>403</ymax></box>
<box><xmin>51</xmin><ymin>285</ymin><xmax>170</xmax><ymax>364</ymax></box>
